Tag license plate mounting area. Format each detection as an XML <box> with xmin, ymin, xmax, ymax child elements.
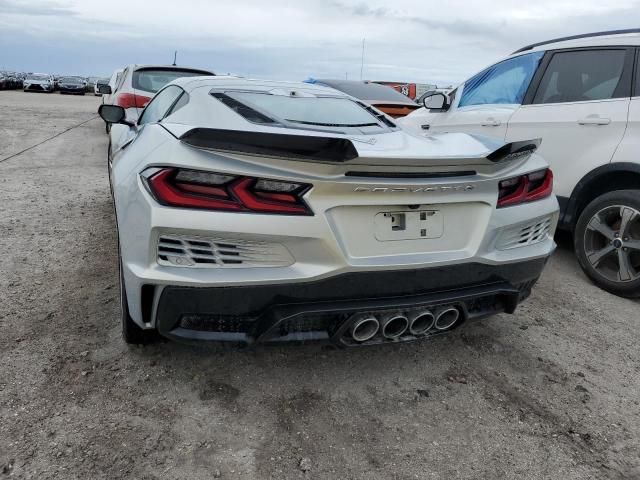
<box><xmin>374</xmin><ymin>210</ymin><xmax>444</xmax><ymax>241</ymax></box>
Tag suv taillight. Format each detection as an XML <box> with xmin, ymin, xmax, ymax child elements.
<box><xmin>144</xmin><ymin>168</ymin><xmax>313</xmax><ymax>215</ymax></box>
<box><xmin>115</xmin><ymin>93</ymin><xmax>151</xmax><ymax>109</ymax></box>
<box><xmin>497</xmin><ymin>169</ymin><xmax>553</xmax><ymax>208</ymax></box>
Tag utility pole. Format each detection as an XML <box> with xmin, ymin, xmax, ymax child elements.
<box><xmin>360</xmin><ymin>38</ymin><xmax>365</xmax><ymax>80</ymax></box>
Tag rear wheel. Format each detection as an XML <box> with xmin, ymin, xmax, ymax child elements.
<box><xmin>574</xmin><ymin>190</ymin><xmax>640</xmax><ymax>298</ymax></box>
<box><xmin>119</xmin><ymin>258</ymin><xmax>159</xmax><ymax>345</ymax></box>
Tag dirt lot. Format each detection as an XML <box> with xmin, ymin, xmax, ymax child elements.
<box><xmin>0</xmin><ymin>90</ymin><xmax>639</xmax><ymax>480</ymax></box>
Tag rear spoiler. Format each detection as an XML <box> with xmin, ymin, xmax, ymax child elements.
<box><xmin>180</xmin><ymin>128</ymin><xmax>359</xmax><ymax>163</ymax></box>
<box><xmin>178</xmin><ymin>128</ymin><xmax>540</xmax><ymax>165</ymax></box>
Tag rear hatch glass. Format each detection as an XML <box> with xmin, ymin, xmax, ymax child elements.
<box><xmin>133</xmin><ymin>68</ymin><xmax>213</xmax><ymax>93</ymax></box>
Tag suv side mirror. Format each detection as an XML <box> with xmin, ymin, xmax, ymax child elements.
<box><xmin>423</xmin><ymin>92</ymin><xmax>449</xmax><ymax>111</ymax></box>
<box><xmin>98</xmin><ymin>104</ymin><xmax>133</xmax><ymax>126</ymax></box>
<box><xmin>98</xmin><ymin>84</ymin><xmax>112</xmax><ymax>95</ymax></box>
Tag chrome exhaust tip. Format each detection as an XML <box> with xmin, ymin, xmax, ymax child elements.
<box><xmin>350</xmin><ymin>315</ymin><xmax>380</xmax><ymax>342</ymax></box>
<box><xmin>380</xmin><ymin>313</ymin><xmax>409</xmax><ymax>339</ymax></box>
<box><xmin>408</xmin><ymin>310</ymin><xmax>435</xmax><ymax>335</ymax></box>
<box><xmin>434</xmin><ymin>307</ymin><xmax>460</xmax><ymax>330</ymax></box>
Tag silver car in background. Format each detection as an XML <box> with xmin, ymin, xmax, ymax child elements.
<box><xmin>99</xmin><ymin>77</ymin><xmax>558</xmax><ymax>346</ymax></box>
<box><xmin>23</xmin><ymin>73</ymin><xmax>54</xmax><ymax>93</ymax></box>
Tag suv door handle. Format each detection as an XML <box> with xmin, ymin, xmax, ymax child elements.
<box><xmin>578</xmin><ymin>115</ymin><xmax>611</xmax><ymax>125</ymax></box>
<box><xmin>481</xmin><ymin>118</ymin><xmax>501</xmax><ymax>127</ymax></box>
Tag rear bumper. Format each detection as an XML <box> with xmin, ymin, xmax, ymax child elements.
<box><xmin>153</xmin><ymin>257</ymin><xmax>549</xmax><ymax>347</ymax></box>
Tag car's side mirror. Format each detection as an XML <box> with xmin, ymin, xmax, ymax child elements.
<box><xmin>98</xmin><ymin>104</ymin><xmax>133</xmax><ymax>126</ymax></box>
<box><xmin>98</xmin><ymin>84</ymin><xmax>112</xmax><ymax>95</ymax></box>
<box><xmin>423</xmin><ymin>92</ymin><xmax>449</xmax><ymax>111</ymax></box>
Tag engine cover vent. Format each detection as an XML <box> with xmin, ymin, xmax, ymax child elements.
<box><xmin>497</xmin><ymin>217</ymin><xmax>552</xmax><ymax>250</ymax></box>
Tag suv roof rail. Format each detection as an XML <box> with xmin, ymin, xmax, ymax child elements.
<box><xmin>512</xmin><ymin>28</ymin><xmax>640</xmax><ymax>54</ymax></box>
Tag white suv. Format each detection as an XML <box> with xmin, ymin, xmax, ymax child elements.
<box><xmin>399</xmin><ymin>29</ymin><xmax>640</xmax><ymax>298</ymax></box>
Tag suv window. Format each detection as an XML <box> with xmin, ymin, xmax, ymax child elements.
<box><xmin>459</xmin><ymin>51</ymin><xmax>543</xmax><ymax>107</ymax></box>
<box><xmin>533</xmin><ymin>50</ymin><xmax>627</xmax><ymax>104</ymax></box>
<box><xmin>139</xmin><ymin>86</ymin><xmax>184</xmax><ymax>125</ymax></box>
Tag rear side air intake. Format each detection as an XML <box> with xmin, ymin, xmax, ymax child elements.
<box><xmin>179</xmin><ymin>128</ymin><xmax>359</xmax><ymax>163</ymax></box>
<box><xmin>487</xmin><ymin>139</ymin><xmax>541</xmax><ymax>163</ymax></box>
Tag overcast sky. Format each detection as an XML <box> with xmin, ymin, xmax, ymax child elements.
<box><xmin>2</xmin><ymin>0</ymin><xmax>640</xmax><ymax>85</ymax></box>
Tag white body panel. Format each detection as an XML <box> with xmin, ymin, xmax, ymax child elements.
<box><xmin>506</xmin><ymin>98</ymin><xmax>630</xmax><ymax>197</ymax></box>
<box><xmin>611</xmin><ymin>95</ymin><xmax>640</xmax><ymax>165</ymax></box>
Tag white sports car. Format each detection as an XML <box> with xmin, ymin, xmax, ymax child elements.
<box><xmin>99</xmin><ymin>76</ymin><xmax>558</xmax><ymax>346</ymax></box>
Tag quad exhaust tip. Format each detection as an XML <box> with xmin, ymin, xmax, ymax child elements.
<box><xmin>435</xmin><ymin>307</ymin><xmax>460</xmax><ymax>331</ymax></box>
<box><xmin>350</xmin><ymin>315</ymin><xmax>380</xmax><ymax>342</ymax></box>
<box><xmin>380</xmin><ymin>314</ymin><xmax>409</xmax><ymax>339</ymax></box>
<box><xmin>408</xmin><ymin>310</ymin><xmax>435</xmax><ymax>335</ymax></box>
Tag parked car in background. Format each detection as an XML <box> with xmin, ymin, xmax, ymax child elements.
<box><xmin>306</xmin><ymin>79</ymin><xmax>422</xmax><ymax>118</ymax></box>
<box><xmin>102</xmin><ymin>69</ymin><xmax>123</xmax><ymax>104</ymax></box>
<box><xmin>1</xmin><ymin>72</ymin><xmax>24</xmax><ymax>90</ymax></box>
<box><xmin>23</xmin><ymin>73</ymin><xmax>54</xmax><ymax>93</ymax></box>
<box><xmin>98</xmin><ymin>64</ymin><xmax>214</xmax><ymax>123</ymax></box>
<box><xmin>94</xmin><ymin>78</ymin><xmax>109</xmax><ymax>96</ymax></box>
<box><xmin>58</xmin><ymin>76</ymin><xmax>86</xmax><ymax>95</ymax></box>
<box><xmin>399</xmin><ymin>29</ymin><xmax>640</xmax><ymax>297</ymax></box>
<box><xmin>99</xmin><ymin>76</ymin><xmax>557</xmax><ymax>345</ymax></box>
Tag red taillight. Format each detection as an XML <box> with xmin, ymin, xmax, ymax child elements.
<box><xmin>497</xmin><ymin>169</ymin><xmax>553</xmax><ymax>208</ymax></box>
<box><xmin>115</xmin><ymin>92</ymin><xmax>151</xmax><ymax>109</ymax></box>
<box><xmin>145</xmin><ymin>168</ymin><xmax>312</xmax><ymax>215</ymax></box>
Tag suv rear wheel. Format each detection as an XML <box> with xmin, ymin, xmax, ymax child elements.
<box><xmin>574</xmin><ymin>190</ymin><xmax>640</xmax><ymax>298</ymax></box>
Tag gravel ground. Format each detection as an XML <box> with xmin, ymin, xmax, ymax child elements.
<box><xmin>1</xmin><ymin>90</ymin><xmax>639</xmax><ymax>480</ymax></box>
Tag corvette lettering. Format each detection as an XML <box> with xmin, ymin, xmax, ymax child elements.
<box><xmin>354</xmin><ymin>185</ymin><xmax>475</xmax><ymax>193</ymax></box>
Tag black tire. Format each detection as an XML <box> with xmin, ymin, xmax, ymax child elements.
<box><xmin>119</xmin><ymin>258</ymin><xmax>159</xmax><ymax>345</ymax></box>
<box><xmin>574</xmin><ymin>189</ymin><xmax>640</xmax><ymax>298</ymax></box>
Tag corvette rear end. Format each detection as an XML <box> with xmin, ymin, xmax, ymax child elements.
<box><xmin>102</xmin><ymin>77</ymin><xmax>558</xmax><ymax>346</ymax></box>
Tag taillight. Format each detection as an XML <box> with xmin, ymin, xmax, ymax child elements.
<box><xmin>497</xmin><ymin>169</ymin><xmax>553</xmax><ymax>208</ymax></box>
<box><xmin>144</xmin><ymin>168</ymin><xmax>312</xmax><ymax>215</ymax></box>
<box><xmin>115</xmin><ymin>93</ymin><xmax>151</xmax><ymax>109</ymax></box>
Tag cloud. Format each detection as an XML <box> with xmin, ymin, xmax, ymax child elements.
<box><xmin>2</xmin><ymin>0</ymin><xmax>640</xmax><ymax>84</ymax></box>
<box><xmin>0</xmin><ymin>0</ymin><xmax>76</xmax><ymax>16</ymax></box>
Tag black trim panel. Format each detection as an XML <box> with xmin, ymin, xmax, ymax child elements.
<box><xmin>557</xmin><ymin>195</ymin><xmax>569</xmax><ymax>222</ymax></box>
<box><xmin>345</xmin><ymin>170</ymin><xmax>476</xmax><ymax>179</ymax></box>
<box><xmin>486</xmin><ymin>139</ymin><xmax>541</xmax><ymax>162</ymax></box>
<box><xmin>155</xmin><ymin>258</ymin><xmax>550</xmax><ymax>345</ymax></box>
<box><xmin>180</xmin><ymin>128</ymin><xmax>359</xmax><ymax>163</ymax></box>
<box><xmin>562</xmin><ymin>163</ymin><xmax>640</xmax><ymax>229</ymax></box>
<box><xmin>634</xmin><ymin>47</ymin><xmax>639</xmax><ymax>98</ymax></box>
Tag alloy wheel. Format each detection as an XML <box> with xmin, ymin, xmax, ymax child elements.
<box><xmin>584</xmin><ymin>205</ymin><xmax>640</xmax><ymax>283</ymax></box>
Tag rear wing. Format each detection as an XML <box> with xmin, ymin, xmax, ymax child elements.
<box><xmin>180</xmin><ymin>128</ymin><xmax>359</xmax><ymax>162</ymax></box>
<box><xmin>176</xmin><ymin>127</ymin><xmax>540</xmax><ymax>165</ymax></box>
